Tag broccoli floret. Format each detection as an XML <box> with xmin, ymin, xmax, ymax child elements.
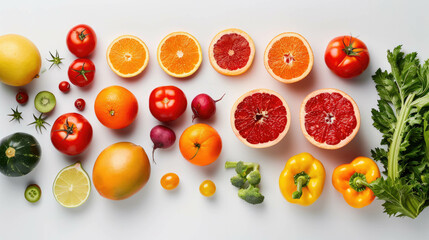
<box><xmin>230</xmin><ymin>175</ymin><xmax>246</xmax><ymax>188</ymax></box>
<box><xmin>226</xmin><ymin>161</ymin><xmax>264</xmax><ymax>204</ymax></box>
<box><xmin>235</xmin><ymin>161</ymin><xmax>248</xmax><ymax>177</ymax></box>
<box><xmin>238</xmin><ymin>185</ymin><xmax>264</xmax><ymax>204</ymax></box>
<box><xmin>246</xmin><ymin>170</ymin><xmax>261</xmax><ymax>185</ymax></box>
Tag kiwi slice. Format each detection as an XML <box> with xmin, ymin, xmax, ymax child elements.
<box><xmin>34</xmin><ymin>91</ymin><xmax>56</xmax><ymax>113</ymax></box>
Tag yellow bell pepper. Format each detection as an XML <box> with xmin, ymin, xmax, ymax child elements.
<box><xmin>279</xmin><ymin>152</ymin><xmax>326</xmax><ymax>206</ymax></box>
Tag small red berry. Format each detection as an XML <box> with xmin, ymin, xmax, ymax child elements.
<box><xmin>16</xmin><ymin>91</ymin><xmax>29</xmax><ymax>104</ymax></box>
<box><xmin>59</xmin><ymin>81</ymin><xmax>71</xmax><ymax>93</ymax></box>
<box><xmin>74</xmin><ymin>98</ymin><xmax>86</xmax><ymax>111</ymax></box>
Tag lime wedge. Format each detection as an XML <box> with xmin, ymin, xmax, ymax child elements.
<box><xmin>53</xmin><ymin>162</ymin><xmax>91</xmax><ymax>208</ymax></box>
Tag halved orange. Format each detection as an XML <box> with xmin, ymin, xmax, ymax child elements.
<box><xmin>157</xmin><ymin>32</ymin><xmax>202</xmax><ymax>78</ymax></box>
<box><xmin>209</xmin><ymin>29</ymin><xmax>255</xmax><ymax>76</ymax></box>
<box><xmin>264</xmin><ymin>32</ymin><xmax>313</xmax><ymax>83</ymax></box>
<box><xmin>106</xmin><ymin>35</ymin><xmax>149</xmax><ymax>78</ymax></box>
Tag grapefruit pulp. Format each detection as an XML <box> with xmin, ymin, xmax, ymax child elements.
<box><xmin>209</xmin><ymin>29</ymin><xmax>255</xmax><ymax>76</ymax></box>
<box><xmin>300</xmin><ymin>88</ymin><xmax>360</xmax><ymax>149</ymax></box>
<box><xmin>231</xmin><ymin>89</ymin><xmax>291</xmax><ymax>148</ymax></box>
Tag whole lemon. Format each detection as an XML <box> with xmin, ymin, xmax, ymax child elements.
<box><xmin>93</xmin><ymin>142</ymin><xmax>151</xmax><ymax>200</ymax></box>
<box><xmin>0</xmin><ymin>34</ymin><xmax>41</xmax><ymax>86</ymax></box>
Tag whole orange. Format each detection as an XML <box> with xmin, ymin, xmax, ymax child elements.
<box><xmin>94</xmin><ymin>85</ymin><xmax>138</xmax><ymax>129</ymax></box>
<box><xmin>92</xmin><ymin>142</ymin><xmax>151</xmax><ymax>200</ymax></box>
<box><xmin>179</xmin><ymin>123</ymin><xmax>222</xmax><ymax>166</ymax></box>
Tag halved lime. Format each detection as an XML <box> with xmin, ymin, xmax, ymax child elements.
<box><xmin>53</xmin><ymin>162</ymin><xmax>90</xmax><ymax>208</ymax></box>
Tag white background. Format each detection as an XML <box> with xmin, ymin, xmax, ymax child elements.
<box><xmin>1</xmin><ymin>0</ymin><xmax>429</xmax><ymax>239</ymax></box>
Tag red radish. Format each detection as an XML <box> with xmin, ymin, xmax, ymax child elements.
<box><xmin>150</xmin><ymin>125</ymin><xmax>176</xmax><ymax>163</ymax></box>
<box><xmin>191</xmin><ymin>93</ymin><xmax>225</xmax><ymax>121</ymax></box>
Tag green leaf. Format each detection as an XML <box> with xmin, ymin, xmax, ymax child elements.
<box><xmin>369</xmin><ymin>177</ymin><xmax>427</xmax><ymax>218</ymax></box>
<box><xmin>372</xmin><ymin>69</ymin><xmax>401</xmax><ymax>112</ymax></box>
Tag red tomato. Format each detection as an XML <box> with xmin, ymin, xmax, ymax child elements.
<box><xmin>66</xmin><ymin>24</ymin><xmax>97</xmax><ymax>57</ymax></box>
<box><xmin>50</xmin><ymin>113</ymin><xmax>93</xmax><ymax>156</ymax></box>
<box><xmin>324</xmin><ymin>36</ymin><xmax>370</xmax><ymax>78</ymax></box>
<box><xmin>59</xmin><ymin>81</ymin><xmax>70</xmax><ymax>93</ymax></box>
<box><xmin>16</xmin><ymin>91</ymin><xmax>28</xmax><ymax>104</ymax></box>
<box><xmin>149</xmin><ymin>86</ymin><xmax>187</xmax><ymax>122</ymax></box>
<box><xmin>68</xmin><ymin>58</ymin><xmax>95</xmax><ymax>87</ymax></box>
<box><xmin>75</xmin><ymin>98</ymin><xmax>86</xmax><ymax>111</ymax></box>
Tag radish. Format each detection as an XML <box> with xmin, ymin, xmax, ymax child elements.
<box><xmin>191</xmin><ymin>93</ymin><xmax>225</xmax><ymax>121</ymax></box>
<box><xmin>150</xmin><ymin>125</ymin><xmax>176</xmax><ymax>163</ymax></box>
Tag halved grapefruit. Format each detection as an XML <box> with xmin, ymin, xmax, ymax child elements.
<box><xmin>209</xmin><ymin>29</ymin><xmax>255</xmax><ymax>76</ymax></box>
<box><xmin>300</xmin><ymin>88</ymin><xmax>360</xmax><ymax>149</ymax></box>
<box><xmin>264</xmin><ymin>32</ymin><xmax>313</xmax><ymax>83</ymax></box>
<box><xmin>231</xmin><ymin>89</ymin><xmax>291</xmax><ymax>148</ymax></box>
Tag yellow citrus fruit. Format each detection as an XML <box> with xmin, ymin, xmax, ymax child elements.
<box><xmin>0</xmin><ymin>34</ymin><xmax>41</xmax><ymax>86</ymax></box>
<box><xmin>53</xmin><ymin>162</ymin><xmax>91</xmax><ymax>208</ymax></box>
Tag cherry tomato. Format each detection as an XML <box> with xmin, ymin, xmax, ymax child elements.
<box><xmin>149</xmin><ymin>86</ymin><xmax>187</xmax><ymax>122</ymax></box>
<box><xmin>325</xmin><ymin>36</ymin><xmax>370</xmax><ymax>78</ymax></box>
<box><xmin>199</xmin><ymin>180</ymin><xmax>216</xmax><ymax>197</ymax></box>
<box><xmin>59</xmin><ymin>81</ymin><xmax>70</xmax><ymax>93</ymax></box>
<box><xmin>75</xmin><ymin>98</ymin><xmax>86</xmax><ymax>111</ymax></box>
<box><xmin>50</xmin><ymin>113</ymin><xmax>93</xmax><ymax>156</ymax></box>
<box><xmin>160</xmin><ymin>173</ymin><xmax>180</xmax><ymax>190</ymax></box>
<box><xmin>68</xmin><ymin>58</ymin><xmax>95</xmax><ymax>87</ymax></box>
<box><xmin>16</xmin><ymin>91</ymin><xmax>28</xmax><ymax>104</ymax></box>
<box><xmin>66</xmin><ymin>24</ymin><xmax>97</xmax><ymax>58</ymax></box>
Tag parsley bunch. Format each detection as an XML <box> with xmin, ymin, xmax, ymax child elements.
<box><xmin>370</xmin><ymin>45</ymin><xmax>429</xmax><ymax>218</ymax></box>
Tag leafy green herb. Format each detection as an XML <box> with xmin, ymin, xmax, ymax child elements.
<box><xmin>8</xmin><ymin>106</ymin><xmax>23</xmax><ymax>123</ymax></box>
<box><xmin>47</xmin><ymin>50</ymin><xmax>64</xmax><ymax>69</ymax></box>
<box><xmin>28</xmin><ymin>113</ymin><xmax>50</xmax><ymax>133</ymax></box>
<box><xmin>370</xmin><ymin>45</ymin><xmax>429</xmax><ymax>218</ymax></box>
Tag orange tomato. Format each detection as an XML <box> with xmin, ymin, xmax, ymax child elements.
<box><xmin>92</xmin><ymin>142</ymin><xmax>151</xmax><ymax>200</ymax></box>
<box><xmin>160</xmin><ymin>173</ymin><xmax>180</xmax><ymax>190</ymax></box>
<box><xmin>94</xmin><ymin>85</ymin><xmax>138</xmax><ymax>129</ymax></box>
<box><xmin>199</xmin><ymin>180</ymin><xmax>216</xmax><ymax>197</ymax></box>
<box><xmin>179</xmin><ymin>123</ymin><xmax>222</xmax><ymax>166</ymax></box>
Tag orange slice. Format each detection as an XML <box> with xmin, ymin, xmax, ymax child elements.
<box><xmin>264</xmin><ymin>32</ymin><xmax>313</xmax><ymax>83</ymax></box>
<box><xmin>209</xmin><ymin>29</ymin><xmax>255</xmax><ymax>76</ymax></box>
<box><xmin>106</xmin><ymin>35</ymin><xmax>149</xmax><ymax>78</ymax></box>
<box><xmin>157</xmin><ymin>32</ymin><xmax>202</xmax><ymax>78</ymax></box>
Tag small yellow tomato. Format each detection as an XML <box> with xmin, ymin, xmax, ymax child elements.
<box><xmin>160</xmin><ymin>173</ymin><xmax>180</xmax><ymax>190</ymax></box>
<box><xmin>199</xmin><ymin>180</ymin><xmax>216</xmax><ymax>197</ymax></box>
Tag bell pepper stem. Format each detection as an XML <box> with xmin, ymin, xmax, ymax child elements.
<box><xmin>349</xmin><ymin>172</ymin><xmax>370</xmax><ymax>192</ymax></box>
<box><xmin>292</xmin><ymin>172</ymin><xmax>310</xmax><ymax>199</ymax></box>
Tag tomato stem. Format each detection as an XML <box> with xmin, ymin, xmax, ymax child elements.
<box><xmin>190</xmin><ymin>143</ymin><xmax>201</xmax><ymax>160</ymax></box>
<box><xmin>78</xmin><ymin>29</ymin><xmax>88</xmax><ymax>41</ymax></box>
<box><xmin>342</xmin><ymin>36</ymin><xmax>362</xmax><ymax>56</ymax></box>
<box><xmin>72</xmin><ymin>62</ymin><xmax>92</xmax><ymax>81</ymax></box>
<box><xmin>53</xmin><ymin>118</ymin><xmax>75</xmax><ymax>140</ymax></box>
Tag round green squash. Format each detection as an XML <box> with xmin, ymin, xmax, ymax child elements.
<box><xmin>0</xmin><ymin>132</ymin><xmax>41</xmax><ymax>177</ymax></box>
